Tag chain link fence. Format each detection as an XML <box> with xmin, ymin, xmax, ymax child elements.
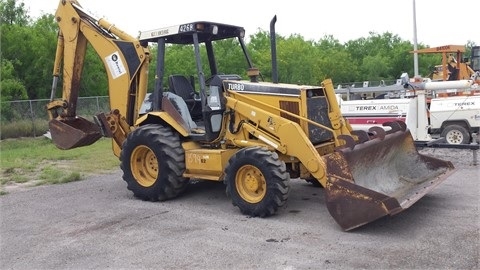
<box><xmin>0</xmin><ymin>96</ymin><xmax>110</xmax><ymax>139</ymax></box>
<box><xmin>336</xmin><ymin>79</ymin><xmax>399</xmax><ymax>89</ymax></box>
<box><xmin>0</xmin><ymin>80</ymin><xmax>399</xmax><ymax>139</ymax></box>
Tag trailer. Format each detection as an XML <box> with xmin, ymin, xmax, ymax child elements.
<box><xmin>336</xmin><ymin>76</ymin><xmax>480</xmax><ymax>145</ymax></box>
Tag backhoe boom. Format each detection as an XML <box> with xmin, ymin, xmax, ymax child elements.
<box><xmin>47</xmin><ymin>0</ymin><xmax>150</xmax><ymax>153</ymax></box>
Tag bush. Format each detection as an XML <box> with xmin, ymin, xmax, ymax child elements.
<box><xmin>0</xmin><ymin>96</ymin><xmax>109</xmax><ymax>139</ymax></box>
<box><xmin>0</xmin><ymin>118</ymin><xmax>49</xmax><ymax>139</ymax></box>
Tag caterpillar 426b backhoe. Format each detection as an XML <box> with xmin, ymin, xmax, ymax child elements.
<box><xmin>47</xmin><ymin>0</ymin><xmax>456</xmax><ymax>231</ymax></box>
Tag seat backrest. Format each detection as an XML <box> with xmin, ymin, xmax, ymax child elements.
<box><xmin>168</xmin><ymin>75</ymin><xmax>195</xmax><ymax>100</ymax></box>
<box><xmin>163</xmin><ymin>92</ymin><xmax>197</xmax><ymax>130</ymax></box>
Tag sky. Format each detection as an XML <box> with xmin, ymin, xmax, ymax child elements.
<box><xmin>21</xmin><ymin>0</ymin><xmax>478</xmax><ymax>47</ymax></box>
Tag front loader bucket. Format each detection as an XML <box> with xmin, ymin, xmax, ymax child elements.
<box><xmin>323</xmin><ymin>124</ymin><xmax>455</xmax><ymax>231</ymax></box>
<box><xmin>49</xmin><ymin>117</ymin><xmax>102</xmax><ymax>150</ymax></box>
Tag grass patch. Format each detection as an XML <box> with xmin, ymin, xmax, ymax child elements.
<box><xmin>0</xmin><ymin>137</ymin><xmax>119</xmax><ymax>191</ymax></box>
<box><xmin>10</xmin><ymin>174</ymin><xmax>29</xmax><ymax>184</ymax></box>
<box><xmin>0</xmin><ymin>119</ymin><xmax>49</xmax><ymax>139</ymax></box>
<box><xmin>39</xmin><ymin>166</ymin><xmax>82</xmax><ymax>185</ymax></box>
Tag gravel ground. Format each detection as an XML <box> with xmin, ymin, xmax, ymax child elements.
<box><xmin>418</xmin><ymin>146</ymin><xmax>479</xmax><ymax>168</ymax></box>
<box><xmin>0</xmin><ymin>146</ymin><xmax>478</xmax><ymax>269</ymax></box>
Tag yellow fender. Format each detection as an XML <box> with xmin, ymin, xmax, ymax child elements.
<box><xmin>135</xmin><ymin>112</ymin><xmax>190</xmax><ymax>137</ymax></box>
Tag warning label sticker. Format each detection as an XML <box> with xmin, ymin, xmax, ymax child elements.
<box><xmin>105</xmin><ymin>52</ymin><xmax>126</xmax><ymax>79</ymax></box>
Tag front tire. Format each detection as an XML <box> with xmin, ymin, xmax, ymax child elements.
<box><xmin>441</xmin><ymin>124</ymin><xmax>470</xmax><ymax>144</ymax></box>
<box><xmin>224</xmin><ymin>146</ymin><xmax>290</xmax><ymax>217</ymax></box>
<box><xmin>120</xmin><ymin>124</ymin><xmax>188</xmax><ymax>201</ymax></box>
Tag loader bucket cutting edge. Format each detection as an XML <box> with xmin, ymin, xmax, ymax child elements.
<box><xmin>49</xmin><ymin>117</ymin><xmax>102</xmax><ymax>150</ymax></box>
<box><xmin>323</xmin><ymin>129</ymin><xmax>456</xmax><ymax>231</ymax></box>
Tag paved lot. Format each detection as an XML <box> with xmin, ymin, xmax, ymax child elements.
<box><xmin>1</xmin><ymin>148</ymin><xmax>479</xmax><ymax>269</ymax></box>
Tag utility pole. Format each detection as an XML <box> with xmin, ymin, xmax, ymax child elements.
<box><xmin>413</xmin><ymin>0</ymin><xmax>419</xmax><ymax>76</ymax></box>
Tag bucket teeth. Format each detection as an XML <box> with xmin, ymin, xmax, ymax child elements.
<box><xmin>368</xmin><ymin>126</ymin><xmax>386</xmax><ymax>140</ymax></box>
<box><xmin>337</xmin><ymin>134</ymin><xmax>357</xmax><ymax>150</ymax></box>
<box><xmin>351</xmin><ymin>130</ymin><xmax>370</xmax><ymax>143</ymax></box>
<box><xmin>339</xmin><ymin>121</ymin><xmax>408</xmax><ymax>151</ymax></box>
<box><xmin>383</xmin><ymin>121</ymin><xmax>407</xmax><ymax>133</ymax></box>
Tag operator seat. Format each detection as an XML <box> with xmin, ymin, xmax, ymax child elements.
<box><xmin>163</xmin><ymin>92</ymin><xmax>203</xmax><ymax>134</ymax></box>
<box><xmin>168</xmin><ymin>75</ymin><xmax>202</xmax><ymax>120</ymax></box>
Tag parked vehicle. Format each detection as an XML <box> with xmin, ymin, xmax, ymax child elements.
<box><xmin>46</xmin><ymin>0</ymin><xmax>456</xmax><ymax>231</ymax></box>
<box><xmin>336</xmin><ymin>76</ymin><xmax>479</xmax><ymax>144</ymax></box>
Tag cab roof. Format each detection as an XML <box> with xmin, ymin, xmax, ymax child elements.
<box><xmin>138</xmin><ymin>21</ymin><xmax>245</xmax><ymax>44</ymax></box>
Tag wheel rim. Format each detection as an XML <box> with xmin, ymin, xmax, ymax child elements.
<box><xmin>130</xmin><ymin>145</ymin><xmax>158</xmax><ymax>187</ymax></box>
<box><xmin>235</xmin><ymin>165</ymin><xmax>266</xmax><ymax>203</ymax></box>
<box><xmin>445</xmin><ymin>130</ymin><xmax>463</xmax><ymax>144</ymax></box>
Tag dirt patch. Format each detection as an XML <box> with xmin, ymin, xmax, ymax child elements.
<box><xmin>0</xmin><ymin>159</ymin><xmax>98</xmax><ymax>194</ymax></box>
<box><xmin>1</xmin><ymin>180</ymin><xmax>45</xmax><ymax>193</ymax></box>
<box><xmin>2</xmin><ymin>147</ymin><xmax>477</xmax><ymax>195</ymax></box>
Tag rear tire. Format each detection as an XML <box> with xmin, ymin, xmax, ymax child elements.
<box><xmin>441</xmin><ymin>124</ymin><xmax>470</xmax><ymax>144</ymax></box>
<box><xmin>224</xmin><ymin>146</ymin><xmax>290</xmax><ymax>217</ymax></box>
<box><xmin>120</xmin><ymin>124</ymin><xmax>188</xmax><ymax>201</ymax></box>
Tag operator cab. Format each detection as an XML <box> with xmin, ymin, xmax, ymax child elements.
<box><xmin>139</xmin><ymin>21</ymin><xmax>254</xmax><ymax>142</ymax></box>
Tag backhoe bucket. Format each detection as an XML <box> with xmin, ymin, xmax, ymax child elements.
<box><xmin>323</xmin><ymin>125</ymin><xmax>455</xmax><ymax>231</ymax></box>
<box><xmin>49</xmin><ymin>117</ymin><xmax>102</xmax><ymax>150</ymax></box>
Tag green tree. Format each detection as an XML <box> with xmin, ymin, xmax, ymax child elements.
<box><xmin>345</xmin><ymin>32</ymin><xmax>416</xmax><ymax>81</ymax></box>
<box><xmin>79</xmin><ymin>44</ymin><xmax>108</xmax><ymax>97</ymax></box>
<box><xmin>0</xmin><ymin>0</ymin><xmax>31</xmax><ymax>99</ymax></box>
<box><xmin>3</xmin><ymin>0</ymin><xmax>465</xmax><ymax>101</ymax></box>
<box><xmin>0</xmin><ymin>0</ymin><xmax>30</xmax><ymax>26</ymax></box>
<box><xmin>1</xmin><ymin>1</ymin><xmax>58</xmax><ymax>99</ymax></box>
<box><xmin>0</xmin><ymin>59</ymin><xmax>28</xmax><ymax>121</ymax></box>
<box><xmin>0</xmin><ymin>59</ymin><xmax>28</xmax><ymax>101</ymax></box>
<box><xmin>211</xmin><ymin>38</ymin><xmax>250</xmax><ymax>77</ymax></box>
<box><xmin>462</xmin><ymin>41</ymin><xmax>477</xmax><ymax>60</ymax></box>
<box><xmin>27</xmin><ymin>14</ymin><xmax>58</xmax><ymax>99</ymax></box>
<box><xmin>247</xmin><ymin>30</ymin><xmax>273</xmax><ymax>79</ymax></box>
<box><xmin>275</xmin><ymin>34</ymin><xmax>317</xmax><ymax>84</ymax></box>
<box><xmin>388</xmin><ymin>41</ymin><xmax>415</xmax><ymax>78</ymax></box>
<box><xmin>312</xmin><ymin>35</ymin><xmax>358</xmax><ymax>85</ymax></box>
<box><xmin>164</xmin><ymin>44</ymin><xmax>197</xmax><ymax>76</ymax></box>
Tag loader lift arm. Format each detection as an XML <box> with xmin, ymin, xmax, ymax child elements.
<box><xmin>223</xmin><ymin>78</ymin><xmax>354</xmax><ymax>187</ymax></box>
<box><xmin>46</xmin><ymin>0</ymin><xmax>150</xmax><ymax>153</ymax></box>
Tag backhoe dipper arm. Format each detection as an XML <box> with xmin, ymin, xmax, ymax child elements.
<box><xmin>46</xmin><ymin>0</ymin><xmax>150</xmax><ymax>151</ymax></box>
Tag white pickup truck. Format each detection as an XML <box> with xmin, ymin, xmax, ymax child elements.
<box><xmin>429</xmin><ymin>95</ymin><xmax>480</xmax><ymax>144</ymax></box>
<box><xmin>337</xmin><ymin>80</ymin><xmax>480</xmax><ymax>144</ymax></box>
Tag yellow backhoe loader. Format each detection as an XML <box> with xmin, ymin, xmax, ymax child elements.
<box><xmin>412</xmin><ymin>45</ymin><xmax>478</xmax><ymax>82</ymax></box>
<box><xmin>47</xmin><ymin>0</ymin><xmax>456</xmax><ymax>231</ymax></box>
